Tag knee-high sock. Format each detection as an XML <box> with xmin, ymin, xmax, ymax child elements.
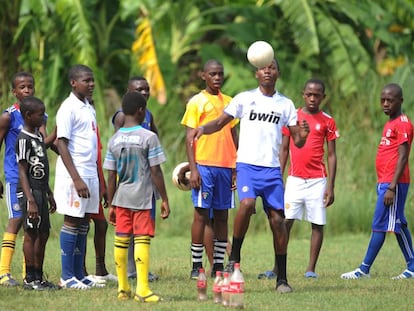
<box><xmin>135</xmin><ymin>235</ymin><xmax>151</xmax><ymax>296</ymax></box>
<box><xmin>127</xmin><ymin>237</ymin><xmax>136</xmax><ymax>276</ymax></box>
<box><xmin>396</xmin><ymin>225</ymin><xmax>414</xmax><ymax>271</ymax></box>
<box><xmin>360</xmin><ymin>231</ymin><xmax>386</xmax><ymax>274</ymax></box>
<box><xmin>114</xmin><ymin>235</ymin><xmax>130</xmax><ymax>292</ymax></box>
<box><xmin>74</xmin><ymin>224</ymin><xmax>89</xmax><ymax>280</ymax></box>
<box><xmin>60</xmin><ymin>225</ymin><xmax>79</xmax><ymax>280</ymax></box>
<box><xmin>0</xmin><ymin>233</ymin><xmax>17</xmax><ymax>275</ymax></box>
<box><xmin>229</xmin><ymin>237</ymin><xmax>244</xmax><ymax>263</ymax></box>
<box><xmin>213</xmin><ymin>240</ymin><xmax>227</xmax><ymax>270</ymax></box>
<box><xmin>191</xmin><ymin>243</ymin><xmax>204</xmax><ymax>269</ymax></box>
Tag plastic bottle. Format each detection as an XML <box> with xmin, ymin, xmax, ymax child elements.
<box><xmin>197</xmin><ymin>268</ymin><xmax>207</xmax><ymax>301</ymax></box>
<box><xmin>221</xmin><ymin>271</ymin><xmax>231</xmax><ymax>307</ymax></box>
<box><xmin>213</xmin><ymin>271</ymin><xmax>223</xmax><ymax>304</ymax></box>
<box><xmin>229</xmin><ymin>263</ymin><xmax>244</xmax><ymax>308</ymax></box>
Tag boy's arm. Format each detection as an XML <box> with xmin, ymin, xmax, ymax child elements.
<box><xmin>279</xmin><ymin>134</ymin><xmax>290</xmax><ymax>175</ymax></box>
<box><xmin>47</xmin><ymin>185</ymin><xmax>56</xmax><ymax>213</ymax></box>
<box><xmin>106</xmin><ymin>169</ymin><xmax>117</xmax><ymax>225</ymax></box>
<box><xmin>287</xmin><ymin>120</ymin><xmax>310</xmax><ymax>148</ymax></box>
<box><xmin>383</xmin><ymin>142</ymin><xmax>409</xmax><ymax>206</ymax></box>
<box><xmin>113</xmin><ymin>111</ymin><xmax>125</xmax><ymax>132</ymax></box>
<box><xmin>185</xmin><ymin>126</ymin><xmax>200</xmax><ymax>190</ymax></box>
<box><xmin>0</xmin><ymin>112</ymin><xmax>11</xmax><ymax>152</ymax></box>
<box><xmin>325</xmin><ymin>139</ymin><xmax>337</xmax><ymax>207</ymax></box>
<box><xmin>56</xmin><ymin>137</ymin><xmax>90</xmax><ymax>198</ymax></box>
<box><xmin>18</xmin><ymin>161</ymin><xmax>38</xmax><ymax>219</ymax></box>
<box><xmin>149</xmin><ymin>112</ymin><xmax>159</xmax><ymax>135</ymax></box>
<box><xmin>150</xmin><ymin>165</ymin><xmax>170</xmax><ymax>219</ymax></box>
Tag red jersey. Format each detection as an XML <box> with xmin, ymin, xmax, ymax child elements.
<box><xmin>283</xmin><ymin>108</ymin><xmax>339</xmax><ymax>178</ymax></box>
<box><xmin>376</xmin><ymin>114</ymin><xmax>413</xmax><ymax>183</ymax></box>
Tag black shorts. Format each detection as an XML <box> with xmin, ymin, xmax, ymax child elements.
<box><xmin>20</xmin><ymin>189</ymin><xmax>51</xmax><ymax>233</ymax></box>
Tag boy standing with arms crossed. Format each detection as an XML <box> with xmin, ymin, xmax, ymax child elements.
<box><xmin>15</xmin><ymin>96</ymin><xmax>57</xmax><ymax>290</ymax></box>
<box><xmin>104</xmin><ymin>92</ymin><xmax>170</xmax><ymax>302</ymax></box>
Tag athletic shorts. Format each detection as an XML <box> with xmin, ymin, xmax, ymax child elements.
<box><xmin>90</xmin><ymin>202</ymin><xmax>106</xmax><ymax>221</ymax></box>
<box><xmin>20</xmin><ymin>189</ymin><xmax>51</xmax><ymax>233</ymax></box>
<box><xmin>191</xmin><ymin>165</ymin><xmax>235</xmax><ymax>210</ymax></box>
<box><xmin>6</xmin><ymin>182</ymin><xmax>22</xmax><ymax>219</ymax></box>
<box><xmin>55</xmin><ymin>176</ymin><xmax>99</xmax><ymax>218</ymax></box>
<box><xmin>115</xmin><ymin>207</ymin><xmax>155</xmax><ymax>237</ymax></box>
<box><xmin>284</xmin><ymin>176</ymin><xmax>327</xmax><ymax>225</ymax></box>
<box><xmin>236</xmin><ymin>163</ymin><xmax>284</xmax><ymax>213</ymax></box>
<box><xmin>372</xmin><ymin>183</ymin><xmax>409</xmax><ymax>233</ymax></box>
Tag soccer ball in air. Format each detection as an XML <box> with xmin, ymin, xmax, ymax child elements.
<box><xmin>172</xmin><ymin>162</ymin><xmax>191</xmax><ymax>191</ymax></box>
<box><xmin>247</xmin><ymin>41</ymin><xmax>274</xmax><ymax>68</ymax></box>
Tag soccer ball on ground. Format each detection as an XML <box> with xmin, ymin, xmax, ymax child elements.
<box><xmin>172</xmin><ymin>162</ymin><xmax>191</xmax><ymax>191</ymax></box>
<box><xmin>247</xmin><ymin>40</ymin><xmax>274</xmax><ymax>68</ymax></box>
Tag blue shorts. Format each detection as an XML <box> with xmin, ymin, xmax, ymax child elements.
<box><xmin>6</xmin><ymin>182</ymin><xmax>23</xmax><ymax>219</ymax></box>
<box><xmin>237</xmin><ymin>163</ymin><xmax>284</xmax><ymax>213</ymax></box>
<box><xmin>191</xmin><ymin>165</ymin><xmax>235</xmax><ymax>210</ymax></box>
<box><xmin>372</xmin><ymin>183</ymin><xmax>409</xmax><ymax>233</ymax></box>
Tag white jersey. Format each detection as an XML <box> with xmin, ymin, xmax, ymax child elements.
<box><xmin>55</xmin><ymin>92</ymin><xmax>98</xmax><ymax>178</ymax></box>
<box><xmin>225</xmin><ymin>87</ymin><xmax>297</xmax><ymax>167</ymax></box>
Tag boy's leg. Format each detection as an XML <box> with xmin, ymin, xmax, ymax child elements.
<box><xmin>203</xmin><ymin>221</ymin><xmax>214</xmax><ymax>273</ymax></box>
<box><xmin>212</xmin><ymin>209</ymin><xmax>228</xmax><ymax>276</ymax></box>
<box><xmin>127</xmin><ymin>237</ymin><xmax>136</xmax><ymax>278</ymax></box>
<box><xmin>114</xmin><ymin>234</ymin><xmax>131</xmax><ymax>297</ymax></box>
<box><xmin>23</xmin><ymin>231</ymin><xmax>36</xmax><ymax>283</ymax></box>
<box><xmin>306</xmin><ymin>223</ymin><xmax>324</xmax><ymax>277</ymax></box>
<box><xmin>190</xmin><ymin>208</ymin><xmax>209</xmax><ymax>278</ymax></box>
<box><xmin>393</xmin><ymin>225</ymin><xmax>414</xmax><ymax>279</ymax></box>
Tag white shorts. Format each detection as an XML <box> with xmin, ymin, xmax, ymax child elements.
<box><xmin>284</xmin><ymin>176</ymin><xmax>326</xmax><ymax>225</ymax></box>
<box><xmin>55</xmin><ymin>176</ymin><xmax>99</xmax><ymax>218</ymax></box>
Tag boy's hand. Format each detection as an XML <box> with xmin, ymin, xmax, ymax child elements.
<box><xmin>27</xmin><ymin>200</ymin><xmax>39</xmax><ymax>219</ymax></box>
<box><xmin>48</xmin><ymin>193</ymin><xmax>57</xmax><ymax>213</ymax></box>
<box><xmin>108</xmin><ymin>206</ymin><xmax>116</xmax><ymax>226</ymax></box>
<box><xmin>0</xmin><ymin>181</ymin><xmax>3</xmax><ymax>199</ymax></box>
<box><xmin>74</xmin><ymin>178</ymin><xmax>90</xmax><ymax>198</ymax></box>
<box><xmin>160</xmin><ymin>201</ymin><xmax>170</xmax><ymax>219</ymax></box>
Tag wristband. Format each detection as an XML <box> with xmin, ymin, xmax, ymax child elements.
<box><xmin>387</xmin><ymin>187</ymin><xmax>396</xmax><ymax>193</ymax></box>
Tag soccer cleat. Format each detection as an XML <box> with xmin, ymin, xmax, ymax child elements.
<box><xmin>391</xmin><ymin>269</ymin><xmax>414</xmax><ymax>280</ymax></box>
<box><xmin>340</xmin><ymin>268</ymin><xmax>370</xmax><ymax>280</ymax></box>
<box><xmin>190</xmin><ymin>268</ymin><xmax>199</xmax><ymax>280</ymax></box>
<box><xmin>224</xmin><ymin>261</ymin><xmax>236</xmax><ymax>274</ymax></box>
<box><xmin>59</xmin><ymin>277</ymin><xmax>90</xmax><ymax>290</ymax></box>
<box><xmin>276</xmin><ymin>280</ymin><xmax>293</xmax><ymax>293</ymax></box>
<box><xmin>304</xmin><ymin>271</ymin><xmax>318</xmax><ymax>278</ymax></box>
<box><xmin>81</xmin><ymin>275</ymin><xmax>106</xmax><ymax>288</ymax></box>
<box><xmin>23</xmin><ymin>279</ymin><xmax>46</xmax><ymax>291</ymax></box>
<box><xmin>148</xmin><ymin>272</ymin><xmax>159</xmax><ymax>282</ymax></box>
<box><xmin>94</xmin><ymin>273</ymin><xmax>118</xmax><ymax>282</ymax></box>
<box><xmin>0</xmin><ymin>273</ymin><xmax>19</xmax><ymax>287</ymax></box>
<box><xmin>118</xmin><ymin>289</ymin><xmax>132</xmax><ymax>300</ymax></box>
<box><xmin>258</xmin><ymin>270</ymin><xmax>277</xmax><ymax>280</ymax></box>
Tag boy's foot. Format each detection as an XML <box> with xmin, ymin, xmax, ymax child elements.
<box><xmin>224</xmin><ymin>261</ymin><xmax>236</xmax><ymax>274</ymax></box>
<box><xmin>391</xmin><ymin>269</ymin><xmax>414</xmax><ymax>280</ymax></box>
<box><xmin>134</xmin><ymin>292</ymin><xmax>163</xmax><ymax>303</ymax></box>
<box><xmin>23</xmin><ymin>279</ymin><xmax>47</xmax><ymax>291</ymax></box>
<box><xmin>148</xmin><ymin>272</ymin><xmax>159</xmax><ymax>282</ymax></box>
<box><xmin>340</xmin><ymin>268</ymin><xmax>370</xmax><ymax>279</ymax></box>
<box><xmin>304</xmin><ymin>271</ymin><xmax>318</xmax><ymax>278</ymax></box>
<box><xmin>276</xmin><ymin>280</ymin><xmax>293</xmax><ymax>293</ymax></box>
<box><xmin>94</xmin><ymin>273</ymin><xmax>118</xmax><ymax>282</ymax></box>
<box><xmin>118</xmin><ymin>289</ymin><xmax>132</xmax><ymax>300</ymax></box>
<box><xmin>59</xmin><ymin>277</ymin><xmax>90</xmax><ymax>290</ymax></box>
<box><xmin>0</xmin><ymin>273</ymin><xmax>19</xmax><ymax>287</ymax></box>
<box><xmin>81</xmin><ymin>275</ymin><xmax>106</xmax><ymax>288</ymax></box>
<box><xmin>258</xmin><ymin>270</ymin><xmax>277</xmax><ymax>280</ymax></box>
<box><xmin>190</xmin><ymin>268</ymin><xmax>199</xmax><ymax>280</ymax></box>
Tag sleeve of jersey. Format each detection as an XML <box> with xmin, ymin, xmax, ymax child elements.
<box><xmin>56</xmin><ymin>103</ymin><xmax>73</xmax><ymax>139</ymax></box>
<box><xmin>327</xmin><ymin>118</ymin><xmax>340</xmax><ymax>141</ymax></box>
<box><xmin>286</xmin><ymin>100</ymin><xmax>297</xmax><ymax>127</ymax></box>
<box><xmin>15</xmin><ymin>136</ymin><xmax>28</xmax><ymax>162</ymax></box>
<box><xmin>102</xmin><ymin>141</ymin><xmax>116</xmax><ymax>171</ymax></box>
<box><xmin>397</xmin><ymin>122</ymin><xmax>411</xmax><ymax>145</ymax></box>
<box><xmin>181</xmin><ymin>97</ymin><xmax>201</xmax><ymax>129</ymax></box>
<box><xmin>282</xmin><ymin>126</ymin><xmax>290</xmax><ymax>136</ymax></box>
<box><xmin>148</xmin><ymin>135</ymin><xmax>166</xmax><ymax>167</ymax></box>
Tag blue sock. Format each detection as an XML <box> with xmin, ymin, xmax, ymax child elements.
<box><xmin>60</xmin><ymin>224</ymin><xmax>79</xmax><ymax>280</ymax></box>
<box><xmin>396</xmin><ymin>225</ymin><xmax>414</xmax><ymax>271</ymax></box>
<box><xmin>359</xmin><ymin>231</ymin><xmax>386</xmax><ymax>274</ymax></box>
<box><xmin>74</xmin><ymin>223</ymin><xmax>89</xmax><ymax>280</ymax></box>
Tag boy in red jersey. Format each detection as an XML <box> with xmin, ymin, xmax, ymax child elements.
<box><xmin>341</xmin><ymin>83</ymin><xmax>414</xmax><ymax>279</ymax></box>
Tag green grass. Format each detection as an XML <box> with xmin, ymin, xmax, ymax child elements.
<box><xmin>0</xmin><ymin>224</ymin><xmax>413</xmax><ymax>311</ymax></box>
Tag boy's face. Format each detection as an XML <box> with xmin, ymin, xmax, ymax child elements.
<box><xmin>302</xmin><ymin>83</ymin><xmax>325</xmax><ymax>113</ymax></box>
<box><xmin>255</xmin><ymin>60</ymin><xmax>279</xmax><ymax>88</ymax></box>
<box><xmin>27</xmin><ymin>104</ymin><xmax>45</xmax><ymax>128</ymax></box>
<box><xmin>71</xmin><ymin>71</ymin><xmax>95</xmax><ymax>100</ymax></box>
<box><xmin>381</xmin><ymin>87</ymin><xmax>402</xmax><ymax>117</ymax></box>
<box><xmin>13</xmin><ymin>77</ymin><xmax>35</xmax><ymax>102</ymax></box>
<box><xmin>128</xmin><ymin>80</ymin><xmax>150</xmax><ymax>100</ymax></box>
<box><xmin>202</xmin><ymin>64</ymin><xmax>224</xmax><ymax>94</ymax></box>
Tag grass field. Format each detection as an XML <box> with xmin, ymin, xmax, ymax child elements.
<box><xmin>0</xmin><ymin>224</ymin><xmax>413</xmax><ymax>311</ymax></box>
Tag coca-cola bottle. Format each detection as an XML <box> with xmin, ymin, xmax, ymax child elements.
<box><xmin>197</xmin><ymin>268</ymin><xmax>207</xmax><ymax>301</ymax></box>
<box><xmin>213</xmin><ymin>271</ymin><xmax>223</xmax><ymax>303</ymax></box>
<box><xmin>229</xmin><ymin>263</ymin><xmax>244</xmax><ymax>308</ymax></box>
<box><xmin>221</xmin><ymin>271</ymin><xmax>231</xmax><ymax>307</ymax></box>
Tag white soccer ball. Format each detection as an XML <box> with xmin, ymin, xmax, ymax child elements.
<box><xmin>247</xmin><ymin>41</ymin><xmax>274</xmax><ymax>68</ymax></box>
<box><xmin>172</xmin><ymin>162</ymin><xmax>191</xmax><ymax>191</ymax></box>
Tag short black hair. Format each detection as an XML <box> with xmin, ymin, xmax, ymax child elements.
<box><xmin>203</xmin><ymin>59</ymin><xmax>223</xmax><ymax>71</ymax></box>
<box><xmin>11</xmin><ymin>72</ymin><xmax>34</xmax><ymax>88</ymax></box>
<box><xmin>304</xmin><ymin>78</ymin><xmax>325</xmax><ymax>93</ymax></box>
<box><xmin>122</xmin><ymin>92</ymin><xmax>147</xmax><ymax>116</ymax></box>
<box><xmin>68</xmin><ymin>64</ymin><xmax>93</xmax><ymax>82</ymax></box>
<box><xmin>383</xmin><ymin>83</ymin><xmax>403</xmax><ymax>97</ymax></box>
<box><xmin>20</xmin><ymin>96</ymin><xmax>44</xmax><ymax>118</ymax></box>
<box><xmin>128</xmin><ymin>76</ymin><xmax>147</xmax><ymax>84</ymax></box>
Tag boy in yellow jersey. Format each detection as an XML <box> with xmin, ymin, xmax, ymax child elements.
<box><xmin>181</xmin><ymin>59</ymin><xmax>238</xmax><ymax>278</ymax></box>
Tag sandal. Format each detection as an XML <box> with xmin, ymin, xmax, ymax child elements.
<box><xmin>134</xmin><ymin>292</ymin><xmax>163</xmax><ymax>303</ymax></box>
<box><xmin>257</xmin><ymin>270</ymin><xmax>277</xmax><ymax>279</ymax></box>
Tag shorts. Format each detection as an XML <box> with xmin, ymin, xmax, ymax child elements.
<box><xmin>372</xmin><ymin>183</ymin><xmax>409</xmax><ymax>234</ymax></box>
<box><xmin>236</xmin><ymin>163</ymin><xmax>284</xmax><ymax>213</ymax></box>
<box><xmin>191</xmin><ymin>165</ymin><xmax>235</xmax><ymax>210</ymax></box>
<box><xmin>20</xmin><ymin>189</ymin><xmax>51</xmax><ymax>233</ymax></box>
<box><xmin>55</xmin><ymin>176</ymin><xmax>99</xmax><ymax>218</ymax></box>
<box><xmin>6</xmin><ymin>182</ymin><xmax>22</xmax><ymax>219</ymax></box>
<box><xmin>90</xmin><ymin>202</ymin><xmax>106</xmax><ymax>221</ymax></box>
<box><xmin>115</xmin><ymin>207</ymin><xmax>155</xmax><ymax>237</ymax></box>
<box><xmin>284</xmin><ymin>176</ymin><xmax>327</xmax><ymax>225</ymax></box>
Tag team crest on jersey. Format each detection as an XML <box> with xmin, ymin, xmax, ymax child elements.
<box><xmin>242</xmin><ymin>186</ymin><xmax>249</xmax><ymax>193</ymax></box>
<box><xmin>13</xmin><ymin>203</ymin><xmax>21</xmax><ymax>211</ymax></box>
<box><xmin>315</xmin><ymin>124</ymin><xmax>321</xmax><ymax>131</ymax></box>
<box><xmin>285</xmin><ymin>203</ymin><xmax>290</xmax><ymax>209</ymax></box>
<box><xmin>73</xmin><ymin>200</ymin><xmax>81</xmax><ymax>208</ymax></box>
<box><xmin>202</xmin><ymin>192</ymin><xmax>209</xmax><ymax>200</ymax></box>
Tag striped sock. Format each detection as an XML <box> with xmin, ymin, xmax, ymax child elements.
<box><xmin>0</xmin><ymin>232</ymin><xmax>17</xmax><ymax>275</ymax></box>
<box><xmin>191</xmin><ymin>243</ymin><xmax>204</xmax><ymax>269</ymax></box>
<box><xmin>213</xmin><ymin>240</ymin><xmax>227</xmax><ymax>271</ymax></box>
<box><xmin>135</xmin><ymin>236</ymin><xmax>151</xmax><ymax>297</ymax></box>
<box><xmin>114</xmin><ymin>235</ymin><xmax>130</xmax><ymax>293</ymax></box>
<box><xmin>74</xmin><ymin>224</ymin><xmax>89</xmax><ymax>280</ymax></box>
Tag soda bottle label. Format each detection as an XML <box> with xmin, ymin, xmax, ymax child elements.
<box><xmin>197</xmin><ymin>280</ymin><xmax>207</xmax><ymax>289</ymax></box>
<box><xmin>229</xmin><ymin>281</ymin><xmax>244</xmax><ymax>293</ymax></box>
<box><xmin>213</xmin><ymin>283</ymin><xmax>221</xmax><ymax>293</ymax></box>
